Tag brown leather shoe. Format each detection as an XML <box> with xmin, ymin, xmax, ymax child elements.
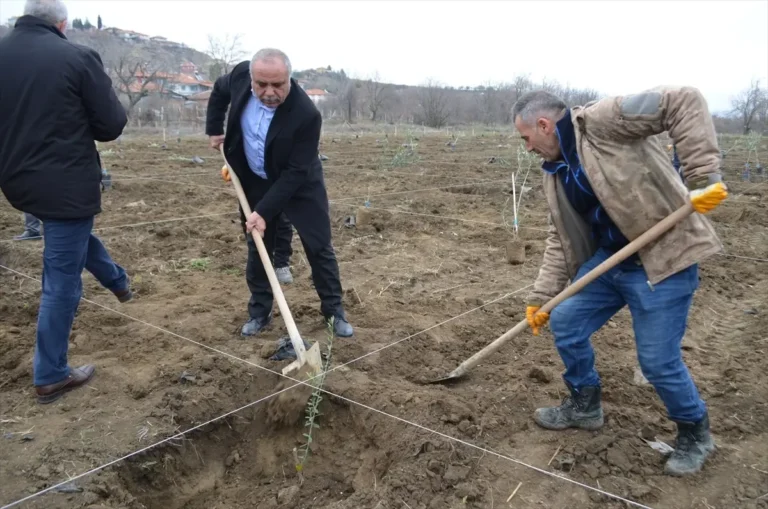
<box><xmin>36</xmin><ymin>365</ymin><xmax>96</xmax><ymax>404</ymax></box>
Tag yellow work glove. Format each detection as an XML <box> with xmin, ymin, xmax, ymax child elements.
<box><xmin>221</xmin><ymin>164</ymin><xmax>231</xmax><ymax>182</ymax></box>
<box><xmin>690</xmin><ymin>182</ymin><xmax>727</xmax><ymax>214</ymax></box>
<box><xmin>526</xmin><ymin>305</ymin><xmax>550</xmax><ymax>336</ymax></box>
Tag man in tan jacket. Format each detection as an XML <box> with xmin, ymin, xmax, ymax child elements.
<box><xmin>513</xmin><ymin>87</ymin><xmax>728</xmax><ymax>476</ymax></box>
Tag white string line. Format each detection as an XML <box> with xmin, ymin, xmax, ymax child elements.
<box><xmin>103</xmin><ymin>155</ymin><xmax>517</xmax><ymax>168</ymax></box>
<box><xmin>326</xmin><ymin>167</ymin><xmax>502</xmax><ymax>182</ymax></box>
<box><xmin>111</xmin><ymin>167</ymin><xmax>502</xmax><ymax>183</ymax></box>
<box><xmin>328</xmin><ymin>178</ymin><xmax>510</xmax><ymax>204</ymax></box>
<box><xmin>3</xmin><ymin>205</ymin><xmax>766</xmax><ymax>264</ymax></box>
<box><xmin>107</xmin><ymin>176</ymin><xmax>511</xmax><ymax>203</ymax></box>
<box><xmin>335</xmin><ymin>203</ymin><xmax>550</xmax><ymax>232</ymax></box>
<box><xmin>0</xmin><ymin>179</ymin><xmax>511</xmax><ymax>243</ymax></box>
<box><xmin>717</xmin><ymin>252</ymin><xmax>768</xmax><ymax>262</ymax></box>
<box><xmin>0</xmin><ymin>263</ymin><xmax>539</xmax><ymax>507</ymax></box>
<box><xmin>0</xmin><ymin>212</ymin><xmax>237</xmax><ymax>244</ymax></box>
<box><xmin>111</xmin><ymin>176</ymin><xmax>233</xmax><ymax>192</ymax></box>
<box><xmin>111</xmin><ymin>171</ymin><xmax>213</xmax><ymax>180</ymax></box>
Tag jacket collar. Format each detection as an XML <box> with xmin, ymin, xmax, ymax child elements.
<box><xmin>279</xmin><ymin>78</ymin><xmax>299</xmax><ymax>112</ymax></box>
<box><xmin>542</xmin><ymin>109</ymin><xmax>579</xmax><ymax>175</ymax></box>
<box><xmin>14</xmin><ymin>15</ymin><xmax>67</xmax><ymax>40</ymax></box>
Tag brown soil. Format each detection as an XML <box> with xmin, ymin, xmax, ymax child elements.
<box><xmin>1</xmin><ymin>133</ymin><xmax>767</xmax><ymax>509</ymax></box>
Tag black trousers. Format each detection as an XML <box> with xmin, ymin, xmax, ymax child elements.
<box><xmin>241</xmin><ymin>178</ymin><xmax>343</xmax><ymax>320</ymax></box>
<box><xmin>273</xmin><ymin>213</ymin><xmax>293</xmax><ymax>269</ymax></box>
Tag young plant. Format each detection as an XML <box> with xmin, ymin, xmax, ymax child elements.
<box><xmin>389</xmin><ymin>131</ymin><xmax>420</xmax><ymax>168</ymax></box>
<box><xmin>502</xmin><ymin>143</ymin><xmax>538</xmax><ymax>238</ymax></box>
<box><xmin>294</xmin><ymin>319</ymin><xmax>335</xmax><ymax>482</ymax></box>
<box><xmin>745</xmin><ymin>132</ymin><xmax>762</xmax><ymax>166</ymax></box>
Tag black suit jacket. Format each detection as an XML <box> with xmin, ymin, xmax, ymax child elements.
<box><xmin>206</xmin><ymin>61</ymin><xmax>324</xmax><ymax>222</ymax></box>
<box><xmin>0</xmin><ymin>16</ymin><xmax>127</xmax><ymax>219</ymax></box>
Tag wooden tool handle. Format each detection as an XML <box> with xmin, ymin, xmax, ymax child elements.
<box><xmin>220</xmin><ymin>147</ymin><xmax>307</xmax><ymax>363</ymax></box>
<box><xmin>450</xmin><ymin>202</ymin><xmax>695</xmax><ymax>377</ymax></box>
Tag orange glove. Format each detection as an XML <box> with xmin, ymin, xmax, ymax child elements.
<box><xmin>221</xmin><ymin>164</ymin><xmax>231</xmax><ymax>182</ymax></box>
<box><xmin>526</xmin><ymin>305</ymin><xmax>550</xmax><ymax>336</ymax></box>
<box><xmin>690</xmin><ymin>182</ymin><xmax>727</xmax><ymax>214</ymax></box>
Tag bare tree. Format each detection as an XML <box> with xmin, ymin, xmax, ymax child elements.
<box><xmin>337</xmin><ymin>74</ymin><xmax>358</xmax><ymax>123</ymax></box>
<box><xmin>512</xmin><ymin>74</ymin><xmax>533</xmax><ymax>102</ymax></box>
<box><xmin>206</xmin><ymin>34</ymin><xmax>246</xmax><ymax>80</ymax></box>
<box><xmin>475</xmin><ymin>81</ymin><xmax>500</xmax><ymax>125</ymax></box>
<box><xmin>570</xmin><ymin>88</ymin><xmax>601</xmax><ymax>106</ymax></box>
<box><xmin>732</xmin><ymin>80</ymin><xmax>767</xmax><ymax>134</ymax></box>
<box><xmin>416</xmin><ymin>79</ymin><xmax>450</xmax><ymax>128</ymax></box>
<box><xmin>364</xmin><ymin>72</ymin><xmax>391</xmax><ymax>122</ymax></box>
<box><xmin>110</xmin><ymin>55</ymin><xmax>163</xmax><ymax>117</ymax></box>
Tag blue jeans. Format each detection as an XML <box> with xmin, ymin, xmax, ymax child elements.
<box><xmin>549</xmin><ymin>248</ymin><xmax>706</xmax><ymax>422</ymax></box>
<box><xmin>34</xmin><ymin>217</ymin><xmax>128</xmax><ymax>386</ymax></box>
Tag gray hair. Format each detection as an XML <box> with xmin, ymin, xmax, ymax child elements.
<box><xmin>511</xmin><ymin>90</ymin><xmax>567</xmax><ymax>125</ymax></box>
<box><xmin>24</xmin><ymin>0</ymin><xmax>68</xmax><ymax>24</ymax></box>
<box><xmin>250</xmin><ymin>48</ymin><xmax>292</xmax><ymax>77</ymax></box>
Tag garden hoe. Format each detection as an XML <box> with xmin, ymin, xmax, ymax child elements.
<box><xmin>430</xmin><ymin>202</ymin><xmax>697</xmax><ymax>384</ymax></box>
<box><xmin>220</xmin><ymin>148</ymin><xmax>323</xmax><ymax>424</ymax></box>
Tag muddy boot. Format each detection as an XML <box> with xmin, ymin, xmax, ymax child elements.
<box><xmin>664</xmin><ymin>413</ymin><xmax>715</xmax><ymax>476</ymax></box>
<box><xmin>534</xmin><ymin>382</ymin><xmax>604</xmax><ymax>431</ymax></box>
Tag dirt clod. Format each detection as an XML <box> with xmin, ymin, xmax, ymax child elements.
<box><xmin>528</xmin><ymin>367</ymin><xmax>552</xmax><ymax>383</ymax></box>
<box><xmin>277</xmin><ymin>485</ymin><xmax>300</xmax><ymax>505</ymax></box>
<box><xmin>443</xmin><ymin>465</ymin><xmax>470</xmax><ymax>485</ymax></box>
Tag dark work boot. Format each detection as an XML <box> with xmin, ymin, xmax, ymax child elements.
<box><xmin>664</xmin><ymin>413</ymin><xmax>715</xmax><ymax>476</ymax></box>
<box><xmin>241</xmin><ymin>314</ymin><xmax>272</xmax><ymax>337</ymax></box>
<box><xmin>534</xmin><ymin>381</ymin><xmax>604</xmax><ymax>431</ymax></box>
<box><xmin>324</xmin><ymin>314</ymin><xmax>353</xmax><ymax>338</ymax></box>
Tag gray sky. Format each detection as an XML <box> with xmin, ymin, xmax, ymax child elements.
<box><xmin>2</xmin><ymin>0</ymin><xmax>766</xmax><ymax>113</ymax></box>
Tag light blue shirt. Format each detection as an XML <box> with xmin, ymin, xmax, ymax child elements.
<box><xmin>240</xmin><ymin>91</ymin><xmax>276</xmax><ymax>179</ymax></box>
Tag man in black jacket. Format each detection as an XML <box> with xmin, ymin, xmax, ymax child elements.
<box><xmin>0</xmin><ymin>0</ymin><xmax>132</xmax><ymax>404</ymax></box>
<box><xmin>207</xmin><ymin>48</ymin><xmax>353</xmax><ymax>338</ymax></box>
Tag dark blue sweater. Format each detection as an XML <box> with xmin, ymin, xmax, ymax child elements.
<box><xmin>542</xmin><ymin>111</ymin><xmax>630</xmax><ymax>252</ymax></box>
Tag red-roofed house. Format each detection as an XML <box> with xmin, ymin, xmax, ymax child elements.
<box><xmin>122</xmin><ymin>64</ymin><xmax>213</xmax><ymax>98</ymax></box>
<box><xmin>305</xmin><ymin>89</ymin><xmax>330</xmax><ymax>105</ymax></box>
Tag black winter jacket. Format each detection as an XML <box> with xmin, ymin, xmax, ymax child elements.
<box><xmin>0</xmin><ymin>16</ymin><xmax>127</xmax><ymax>219</ymax></box>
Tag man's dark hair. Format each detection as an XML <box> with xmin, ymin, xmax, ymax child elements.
<box><xmin>511</xmin><ymin>90</ymin><xmax>567</xmax><ymax>124</ymax></box>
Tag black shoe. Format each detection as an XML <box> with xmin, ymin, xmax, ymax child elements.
<box><xmin>325</xmin><ymin>314</ymin><xmax>353</xmax><ymax>338</ymax></box>
<box><xmin>14</xmin><ymin>230</ymin><xmax>41</xmax><ymax>241</ymax></box>
<box><xmin>664</xmin><ymin>412</ymin><xmax>715</xmax><ymax>476</ymax></box>
<box><xmin>533</xmin><ymin>380</ymin><xmax>604</xmax><ymax>431</ymax></box>
<box><xmin>241</xmin><ymin>314</ymin><xmax>272</xmax><ymax>337</ymax></box>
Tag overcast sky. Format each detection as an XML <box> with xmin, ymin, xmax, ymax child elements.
<box><xmin>2</xmin><ymin>0</ymin><xmax>766</xmax><ymax>113</ymax></box>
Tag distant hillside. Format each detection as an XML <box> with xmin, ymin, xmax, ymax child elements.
<box><xmin>8</xmin><ymin>22</ymin><xmax>753</xmax><ymax>132</ymax></box>
<box><xmin>293</xmin><ymin>67</ymin><xmax>409</xmax><ymax>95</ymax></box>
<box><xmin>1</xmin><ymin>22</ymin><xmax>212</xmax><ymax>77</ymax></box>
<box><xmin>67</xmin><ymin>27</ymin><xmax>213</xmax><ymax>77</ymax></box>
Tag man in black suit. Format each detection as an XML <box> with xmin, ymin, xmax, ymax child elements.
<box><xmin>206</xmin><ymin>48</ymin><xmax>353</xmax><ymax>338</ymax></box>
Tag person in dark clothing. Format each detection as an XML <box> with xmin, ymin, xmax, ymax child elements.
<box><xmin>0</xmin><ymin>0</ymin><xmax>132</xmax><ymax>404</ymax></box>
<box><xmin>209</xmin><ymin>48</ymin><xmax>353</xmax><ymax>338</ymax></box>
<box><xmin>274</xmin><ymin>213</ymin><xmax>294</xmax><ymax>284</ymax></box>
